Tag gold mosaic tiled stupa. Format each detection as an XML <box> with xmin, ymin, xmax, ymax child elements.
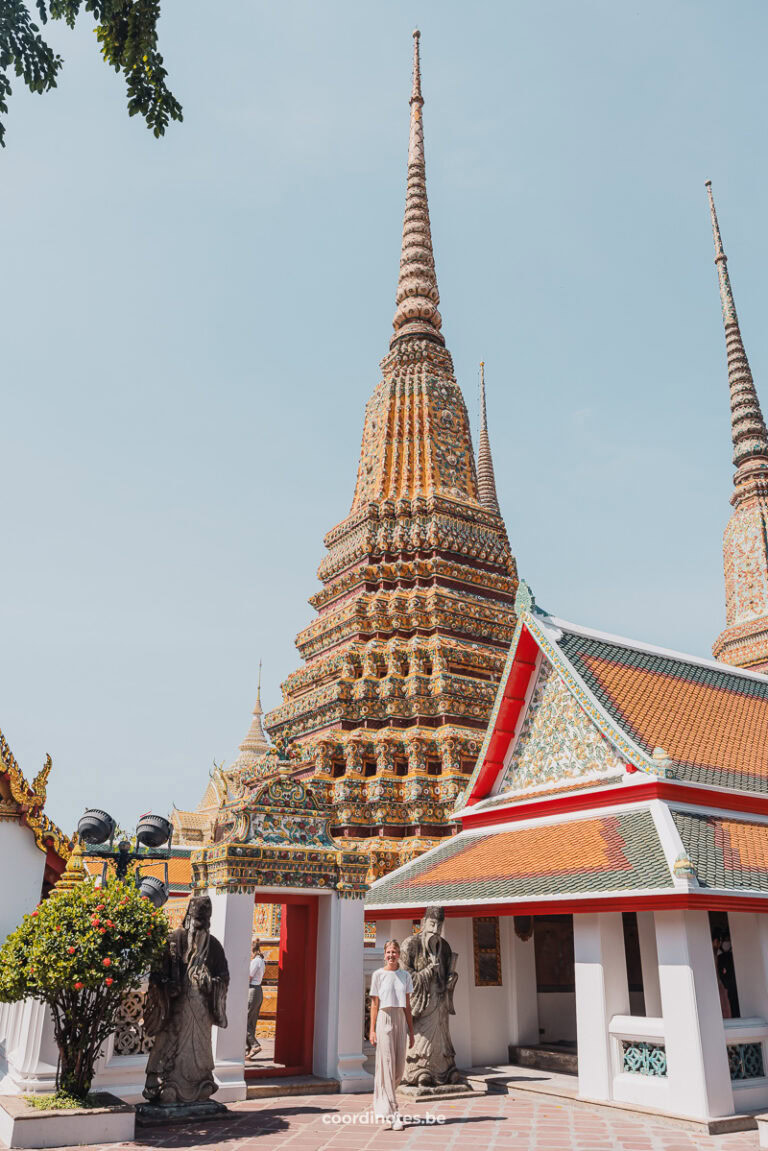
<box><xmin>262</xmin><ymin>32</ymin><xmax>518</xmax><ymax>878</ymax></box>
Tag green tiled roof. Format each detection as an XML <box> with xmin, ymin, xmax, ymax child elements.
<box><xmin>673</xmin><ymin>811</ymin><xmax>768</xmax><ymax>891</ymax></box>
<box><xmin>366</xmin><ymin>809</ymin><xmax>673</xmax><ymax>909</ymax></box>
<box><xmin>558</xmin><ymin>631</ymin><xmax>768</xmax><ymax>794</ymax></box>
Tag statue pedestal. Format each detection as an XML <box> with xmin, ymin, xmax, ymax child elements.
<box><xmin>135</xmin><ymin>1100</ymin><xmax>230</xmax><ymax>1126</ymax></box>
<box><xmin>398</xmin><ymin>1082</ymin><xmax>474</xmax><ymax>1101</ymax></box>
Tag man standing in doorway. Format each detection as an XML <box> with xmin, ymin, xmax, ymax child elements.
<box><xmin>246</xmin><ymin>939</ymin><xmax>265</xmax><ymax>1060</ymax></box>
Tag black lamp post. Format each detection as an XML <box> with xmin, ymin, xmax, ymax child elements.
<box><xmin>76</xmin><ymin>809</ymin><xmax>173</xmax><ymax>907</ymax></box>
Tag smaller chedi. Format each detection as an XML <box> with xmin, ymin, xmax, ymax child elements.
<box><xmin>141</xmin><ymin>896</ymin><xmax>229</xmax><ymax>1114</ymax></box>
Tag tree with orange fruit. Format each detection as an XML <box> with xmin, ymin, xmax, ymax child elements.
<box><xmin>0</xmin><ymin>875</ymin><xmax>167</xmax><ymax>1100</ymax></box>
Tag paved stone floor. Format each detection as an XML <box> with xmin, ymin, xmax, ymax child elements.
<box><xmin>55</xmin><ymin>1090</ymin><xmax>765</xmax><ymax>1151</ymax></box>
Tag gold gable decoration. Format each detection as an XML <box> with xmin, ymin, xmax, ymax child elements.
<box><xmin>0</xmin><ymin>728</ymin><xmax>71</xmax><ymax>863</ymax></box>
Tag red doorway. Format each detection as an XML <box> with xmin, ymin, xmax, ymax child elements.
<box><xmin>246</xmin><ymin>894</ymin><xmax>318</xmax><ymax>1079</ymax></box>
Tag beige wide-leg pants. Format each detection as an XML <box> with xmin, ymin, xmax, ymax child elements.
<box><xmin>373</xmin><ymin>1006</ymin><xmax>408</xmax><ymax>1120</ymax></box>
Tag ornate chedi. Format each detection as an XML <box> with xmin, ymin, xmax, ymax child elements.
<box><xmin>707</xmin><ymin>182</ymin><xmax>768</xmax><ymax>671</ymax></box>
<box><xmin>263</xmin><ymin>32</ymin><xmax>518</xmax><ymax>879</ymax></box>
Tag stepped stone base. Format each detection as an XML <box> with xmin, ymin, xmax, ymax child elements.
<box><xmin>398</xmin><ymin>1081</ymin><xmax>474</xmax><ymax>1101</ymax></box>
<box><xmin>135</xmin><ymin>1100</ymin><xmax>230</xmax><ymax>1126</ymax></box>
<box><xmin>246</xmin><ymin>1077</ymin><xmax>340</xmax><ymax>1099</ymax></box>
<box><xmin>508</xmin><ymin>1043</ymin><xmax>578</xmax><ymax>1075</ymax></box>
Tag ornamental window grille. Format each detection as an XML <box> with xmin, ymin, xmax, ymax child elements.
<box><xmin>621</xmin><ymin>1040</ymin><xmax>667</xmax><ymax>1077</ymax></box>
<box><xmin>113</xmin><ymin>985</ymin><xmax>153</xmax><ymax>1056</ymax></box>
<box><xmin>473</xmin><ymin>916</ymin><xmax>502</xmax><ymax>987</ymax></box>
<box><xmin>728</xmin><ymin>1043</ymin><xmax>765</xmax><ymax>1080</ymax></box>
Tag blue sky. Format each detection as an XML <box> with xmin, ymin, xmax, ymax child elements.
<box><xmin>3</xmin><ymin>0</ymin><xmax>768</xmax><ymax>833</ymax></box>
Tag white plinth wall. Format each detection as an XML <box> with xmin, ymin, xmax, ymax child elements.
<box><xmin>0</xmin><ymin>823</ymin><xmax>45</xmax><ymax>945</ymax></box>
<box><xmin>371</xmin><ymin>907</ymin><xmax>768</xmax><ymax>1122</ymax></box>
<box><xmin>0</xmin><ymin>885</ymin><xmax>372</xmax><ymax>1102</ymax></box>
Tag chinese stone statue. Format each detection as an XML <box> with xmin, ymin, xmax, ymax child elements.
<box><xmin>399</xmin><ymin>906</ymin><xmax>466</xmax><ymax>1089</ymax></box>
<box><xmin>142</xmin><ymin>895</ymin><xmax>229</xmax><ymax>1109</ymax></box>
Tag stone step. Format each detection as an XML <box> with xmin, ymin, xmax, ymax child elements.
<box><xmin>246</xmin><ymin>1076</ymin><xmax>340</xmax><ymax>1099</ymax></box>
<box><xmin>508</xmin><ymin>1044</ymin><xmax>578</xmax><ymax>1075</ymax></box>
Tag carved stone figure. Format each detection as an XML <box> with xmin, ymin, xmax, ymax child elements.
<box><xmin>399</xmin><ymin>906</ymin><xmax>465</xmax><ymax>1088</ymax></box>
<box><xmin>142</xmin><ymin>896</ymin><xmax>229</xmax><ymax>1107</ymax></box>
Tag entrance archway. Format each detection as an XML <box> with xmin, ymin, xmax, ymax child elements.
<box><xmin>246</xmin><ymin>894</ymin><xmax>318</xmax><ymax>1079</ymax></box>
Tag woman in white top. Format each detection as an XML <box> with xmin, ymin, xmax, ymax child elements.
<box><xmin>369</xmin><ymin>939</ymin><xmax>415</xmax><ymax>1130</ymax></box>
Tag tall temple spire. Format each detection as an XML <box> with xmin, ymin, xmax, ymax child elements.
<box><xmin>476</xmin><ymin>362</ymin><xmax>501</xmax><ymax>514</ymax></box>
<box><xmin>706</xmin><ymin>180</ymin><xmax>768</xmax><ymax>491</ymax></box>
<box><xmin>391</xmin><ymin>30</ymin><xmax>444</xmax><ymax>348</ymax></box>
<box><xmin>707</xmin><ymin>182</ymin><xmax>768</xmax><ymax>673</ymax></box>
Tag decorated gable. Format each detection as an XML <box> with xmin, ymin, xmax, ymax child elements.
<box><xmin>497</xmin><ymin>660</ymin><xmax>625</xmax><ymax>795</ymax></box>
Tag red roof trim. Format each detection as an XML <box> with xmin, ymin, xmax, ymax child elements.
<box><xmin>461</xmin><ymin>779</ymin><xmax>768</xmax><ymax>830</ymax></box>
<box><xmin>467</xmin><ymin>625</ymin><xmax>539</xmax><ymax>804</ymax></box>
<box><xmin>365</xmin><ymin>891</ymin><xmax>768</xmax><ymax>921</ymax></box>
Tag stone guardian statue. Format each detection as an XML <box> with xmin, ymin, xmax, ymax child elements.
<box><xmin>141</xmin><ymin>895</ymin><xmax>230</xmax><ymax>1114</ymax></box>
<box><xmin>399</xmin><ymin>906</ymin><xmax>466</xmax><ymax>1090</ymax></box>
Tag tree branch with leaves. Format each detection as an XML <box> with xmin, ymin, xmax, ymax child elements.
<box><xmin>0</xmin><ymin>0</ymin><xmax>182</xmax><ymax>147</ymax></box>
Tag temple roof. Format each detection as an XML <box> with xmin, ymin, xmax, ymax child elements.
<box><xmin>365</xmin><ymin>808</ymin><xmax>673</xmax><ymax>911</ymax></box>
<box><xmin>555</xmin><ymin>627</ymin><xmax>768</xmax><ymax>793</ymax></box>
<box><xmin>673</xmin><ymin>811</ymin><xmax>768</xmax><ymax>892</ymax></box>
<box><xmin>460</xmin><ymin>585</ymin><xmax>768</xmax><ymax>808</ymax></box>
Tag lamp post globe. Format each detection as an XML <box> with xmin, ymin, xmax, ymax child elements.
<box><xmin>139</xmin><ymin>875</ymin><xmax>169</xmax><ymax>908</ymax></box>
<box><xmin>135</xmin><ymin>814</ymin><xmax>173</xmax><ymax>849</ymax></box>
<box><xmin>77</xmin><ymin>809</ymin><xmax>115</xmax><ymax>846</ymax></box>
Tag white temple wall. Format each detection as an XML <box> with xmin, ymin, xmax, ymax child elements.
<box><xmin>0</xmin><ymin>824</ymin><xmax>44</xmax><ymax>943</ymax></box>
<box><xmin>446</xmin><ymin>917</ymin><xmax>473</xmax><ymax>1069</ymax></box>
<box><xmin>505</xmin><ymin>918</ymin><xmax>539</xmax><ymax>1047</ymax></box>
<box><xmin>462</xmin><ymin>911</ymin><xmax>511</xmax><ymax>1063</ymax></box>
<box><xmin>537</xmin><ymin>993</ymin><xmax>576</xmax><ymax>1044</ymax></box>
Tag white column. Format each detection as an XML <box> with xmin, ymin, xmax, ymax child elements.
<box><xmin>506</xmin><ymin>919</ymin><xmax>539</xmax><ymax>1046</ymax></box>
<box><xmin>636</xmin><ymin>911</ymin><xmax>662</xmax><ymax>1017</ymax></box>
<box><xmin>655</xmin><ymin>909</ymin><xmax>733</xmax><ymax>1119</ymax></box>
<box><xmin>574</xmin><ymin>913</ymin><xmax>629</xmax><ymax>1101</ymax></box>
<box><xmin>728</xmin><ymin>913</ymin><xmax>768</xmax><ymax>1020</ymax></box>
<box><xmin>314</xmin><ymin>894</ymin><xmax>373</xmax><ymax>1092</ymax></box>
<box><xmin>447</xmin><ymin>918</ymin><xmax>473</xmax><ymax>1070</ymax></box>
<box><xmin>208</xmin><ymin>888</ymin><xmax>254</xmax><ymax>1102</ymax></box>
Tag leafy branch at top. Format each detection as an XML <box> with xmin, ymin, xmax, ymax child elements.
<box><xmin>0</xmin><ymin>0</ymin><xmax>182</xmax><ymax>147</ymax></box>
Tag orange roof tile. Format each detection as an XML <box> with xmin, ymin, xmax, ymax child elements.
<box><xmin>367</xmin><ymin>810</ymin><xmax>673</xmax><ymax>907</ymax></box>
<box><xmin>558</xmin><ymin>631</ymin><xmax>768</xmax><ymax>792</ymax></box>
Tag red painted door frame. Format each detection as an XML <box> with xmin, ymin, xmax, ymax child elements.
<box><xmin>245</xmin><ymin>893</ymin><xmax>318</xmax><ymax>1080</ymax></box>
